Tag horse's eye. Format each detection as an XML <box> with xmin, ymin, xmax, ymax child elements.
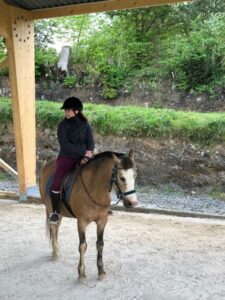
<box><xmin>120</xmin><ymin>177</ymin><xmax>126</xmax><ymax>182</ymax></box>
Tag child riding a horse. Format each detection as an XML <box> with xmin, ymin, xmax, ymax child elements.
<box><xmin>50</xmin><ymin>96</ymin><xmax>95</xmax><ymax>224</ymax></box>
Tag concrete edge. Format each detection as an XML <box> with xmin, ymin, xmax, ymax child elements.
<box><xmin>1</xmin><ymin>191</ymin><xmax>225</xmax><ymax>221</ymax></box>
<box><xmin>111</xmin><ymin>205</ymin><xmax>225</xmax><ymax>220</ymax></box>
<box><xmin>0</xmin><ymin>191</ymin><xmax>41</xmax><ymax>204</ymax></box>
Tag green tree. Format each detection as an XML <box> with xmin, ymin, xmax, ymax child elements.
<box><xmin>34</xmin><ymin>19</ymin><xmax>58</xmax><ymax>48</ymax></box>
<box><xmin>161</xmin><ymin>13</ymin><xmax>225</xmax><ymax>93</ymax></box>
<box><xmin>35</xmin><ymin>48</ymin><xmax>58</xmax><ymax>79</ymax></box>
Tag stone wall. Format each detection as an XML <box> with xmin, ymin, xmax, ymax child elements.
<box><xmin>1</xmin><ymin>123</ymin><xmax>225</xmax><ymax>191</ymax></box>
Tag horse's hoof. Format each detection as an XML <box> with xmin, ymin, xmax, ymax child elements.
<box><xmin>52</xmin><ymin>252</ymin><xmax>59</xmax><ymax>261</ymax></box>
<box><xmin>98</xmin><ymin>272</ymin><xmax>106</xmax><ymax>281</ymax></box>
<box><xmin>77</xmin><ymin>275</ymin><xmax>86</xmax><ymax>284</ymax></box>
<box><xmin>52</xmin><ymin>255</ymin><xmax>58</xmax><ymax>261</ymax></box>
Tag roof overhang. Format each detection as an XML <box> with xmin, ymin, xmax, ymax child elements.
<box><xmin>3</xmin><ymin>0</ymin><xmax>191</xmax><ymax>20</ymax></box>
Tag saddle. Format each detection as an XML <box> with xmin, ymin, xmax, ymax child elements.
<box><xmin>45</xmin><ymin>164</ymin><xmax>80</xmax><ymax>206</ymax></box>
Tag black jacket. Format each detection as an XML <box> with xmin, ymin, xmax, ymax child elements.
<box><xmin>57</xmin><ymin>115</ymin><xmax>95</xmax><ymax>159</ymax></box>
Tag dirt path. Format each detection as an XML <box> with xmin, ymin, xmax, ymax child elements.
<box><xmin>1</xmin><ymin>200</ymin><xmax>225</xmax><ymax>300</ymax></box>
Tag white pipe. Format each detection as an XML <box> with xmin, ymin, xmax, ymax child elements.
<box><xmin>0</xmin><ymin>158</ymin><xmax>18</xmax><ymax>178</ymax></box>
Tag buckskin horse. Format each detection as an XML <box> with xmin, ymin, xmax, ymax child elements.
<box><xmin>39</xmin><ymin>150</ymin><xmax>137</xmax><ymax>280</ymax></box>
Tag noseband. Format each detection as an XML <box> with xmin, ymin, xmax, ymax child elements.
<box><xmin>109</xmin><ymin>165</ymin><xmax>136</xmax><ymax>202</ymax></box>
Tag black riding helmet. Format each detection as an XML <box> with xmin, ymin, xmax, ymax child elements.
<box><xmin>61</xmin><ymin>97</ymin><xmax>83</xmax><ymax>111</ymax></box>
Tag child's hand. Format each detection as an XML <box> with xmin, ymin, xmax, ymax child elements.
<box><xmin>85</xmin><ymin>150</ymin><xmax>93</xmax><ymax>158</ymax></box>
<box><xmin>80</xmin><ymin>151</ymin><xmax>93</xmax><ymax>166</ymax></box>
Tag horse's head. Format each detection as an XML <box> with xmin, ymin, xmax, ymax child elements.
<box><xmin>112</xmin><ymin>150</ymin><xmax>137</xmax><ymax>208</ymax></box>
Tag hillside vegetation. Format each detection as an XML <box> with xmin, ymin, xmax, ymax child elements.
<box><xmin>0</xmin><ymin>0</ymin><xmax>224</xmax><ymax>101</ymax></box>
<box><xmin>1</xmin><ymin>97</ymin><xmax>225</xmax><ymax>145</ymax></box>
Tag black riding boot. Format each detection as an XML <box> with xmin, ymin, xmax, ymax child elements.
<box><xmin>50</xmin><ymin>191</ymin><xmax>61</xmax><ymax>224</ymax></box>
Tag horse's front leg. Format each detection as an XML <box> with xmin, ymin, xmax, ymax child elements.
<box><xmin>96</xmin><ymin>215</ymin><xmax>108</xmax><ymax>279</ymax></box>
<box><xmin>50</xmin><ymin>221</ymin><xmax>61</xmax><ymax>260</ymax></box>
<box><xmin>77</xmin><ymin>219</ymin><xmax>88</xmax><ymax>280</ymax></box>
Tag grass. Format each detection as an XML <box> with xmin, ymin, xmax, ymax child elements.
<box><xmin>1</xmin><ymin>96</ymin><xmax>225</xmax><ymax>145</ymax></box>
<box><xmin>0</xmin><ymin>171</ymin><xmax>13</xmax><ymax>181</ymax></box>
<box><xmin>204</xmin><ymin>186</ymin><xmax>225</xmax><ymax>202</ymax></box>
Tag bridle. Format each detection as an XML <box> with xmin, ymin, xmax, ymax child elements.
<box><xmin>109</xmin><ymin>165</ymin><xmax>136</xmax><ymax>204</ymax></box>
<box><xmin>80</xmin><ymin>164</ymin><xmax>136</xmax><ymax>207</ymax></box>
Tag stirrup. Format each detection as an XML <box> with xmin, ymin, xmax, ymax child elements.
<box><xmin>49</xmin><ymin>212</ymin><xmax>61</xmax><ymax>225</ymax></box>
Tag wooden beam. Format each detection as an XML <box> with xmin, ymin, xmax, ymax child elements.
<box><xmin>0</xmin><ymin>57</ymin><xmax>8</xmax><ymax>70</ymax></box>
<box><xmin>0</xmin><ymin>0</ymin><xmax>10</xmax><ymax>37</ymax></box>
<box><xmin>0</xmin><ymin>23</ymin><xmax>8</xmax><ymax>38</ymax></box>
<box><xmin>0</xmin><ymin>29</ymin><xmax>7</xmax><ymax>37</ymax></box>
<box><xmin>31</xmin><ymin>0</ymin><xmax>191</xmax><ymax>20</ymax></box>
<box><xmin>0</xmin><ymin>0</ymin><xmax>9</xmax><ymax>15</ymax></box>
<box><xmin>6</xmin><ymin>6</ymin><xmax>36</xmax><ymax>199</ymax></box>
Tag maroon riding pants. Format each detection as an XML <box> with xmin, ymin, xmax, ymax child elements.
<box><xmin>51</xmin><ymin>156</ymin><xmax>79</xmax><ymax>192</ymax></box>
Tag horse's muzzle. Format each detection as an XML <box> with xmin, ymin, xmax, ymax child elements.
<box><xmin>123</xmin><ymin>194</ymin><xmax>137</xmax><ymax>208</ymax></box>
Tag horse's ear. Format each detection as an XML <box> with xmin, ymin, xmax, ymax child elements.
<box><xmin>112</xmin><ymin>153</ymin><xmax>121</xmax><ymax>166</ymax></box>
<box><xmin>128</xmin><ymin>149</ymin><xmax>134</xmax><ymax>161</ymax></box>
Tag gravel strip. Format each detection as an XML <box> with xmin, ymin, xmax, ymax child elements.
<box><xmin>1</xmin><ymin>180</ymin><xmax>225</xmax><ymax>216</ymax></box>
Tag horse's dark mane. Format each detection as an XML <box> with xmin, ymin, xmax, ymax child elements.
<box><xmin>91</xmin><ymin>151</ymin><xmax>134</xmax><ymax>169</ymax></box>
<box><xmin>93</xmin><ymin>151</ymin><xmax>125</xmax><ymax>160</ymax></box>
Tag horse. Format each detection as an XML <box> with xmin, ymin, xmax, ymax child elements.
<box><xmin>39</xmin><ymin>150</ymin><xmax>137</xmax><ymax>280</ymax></box>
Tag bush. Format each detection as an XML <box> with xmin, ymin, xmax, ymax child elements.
<box><xmin>100</xmin><ymin>87</ymin><xmax>118</xmax><ymax>99</ymax></box>
<box><xmin>35</xmin><ymin>47</ymin><xmax>58</xmax><ymax>79</ymax></box>
<box><xmin>100</xmin><ymin>64</ymin><xmax>128</xmax><ymax>90</ymax></box>
<box><xmin>63</xmin><ymin>75</ymin><xmax>77</xmax><ymax>88</ymax></box>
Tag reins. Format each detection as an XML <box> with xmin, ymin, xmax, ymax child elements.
<box><xmin>80</xmin><ymin>168</ymin><xmax>109</xmax><ymax>208</ymax></box>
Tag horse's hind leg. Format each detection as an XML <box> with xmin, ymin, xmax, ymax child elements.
<box><xmin>77</xmin><ymin>219</ymin><xmax>88</xmax><ymax>280</ymax></box>
<box><xmin>96</xmin><ymin>216</ymin><xmax>107</xmax><ymax>279</ymax></box>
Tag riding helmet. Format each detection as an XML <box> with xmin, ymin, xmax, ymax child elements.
<box><xmin>61</xmin><ymin>96</ymin><xmax>83</xmax><ymax>111</ymax></box>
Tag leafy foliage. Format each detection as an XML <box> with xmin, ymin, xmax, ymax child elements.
<box><xmin>66</xmin><ymin>1</ymin><xmax>225</xmax><ymax>97</ymax></box>
<box><xmin>0</xmin><ymin>38</ymin><xmax>8</xmax><ymax>76</ymax></box>
<box><xmin>2</xmin><ymin>1</ymin><xmax>225</xmax><ymax>99</ymax></box>
<box><xmin>100</xmin><ymin>87</ymin><xmax>118</xmax><ymax>99</ymax></box>
<box><xmin>34</xmin><ymin>19</ymin><xmax>59</xmax><ymax>48</ymax></box>
<box><xmin>0</xmin><ymin>97</ymin><xmax>12</xmax><ymax>123</ymax></box>
<box><xmin>35</xmin><ymin>48</ymin><xmax>58</xmax><ymax>79</ymax></box>
<box><xmin>0</xmin><ymin>38</ymin><xmax>6</xmax><ymax>61</ymax></box>
<box><xmin>63</xmin><ymin>75</ymin><xmax>77</xmax><ymax>88</ymax></box>
<box><xmin>160</xmin><ymin>13</ymin><xmax>225</xmax><ymax>94</ymax></box>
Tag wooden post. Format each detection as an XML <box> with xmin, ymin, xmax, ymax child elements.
<box><xmin>0</xmin><ymin>0</ymin><xmax>9</xmax><ymax>38</ymax></box>
<box><xmin>6</xmin><ymin>6</ymin><xmax>36</xmax><ymax>200</ymax></box>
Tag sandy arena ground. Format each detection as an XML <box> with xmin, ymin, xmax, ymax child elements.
<box><xmin>1</xmin><ymin>200</ymin><xmax>225</xmax><ymax>300</ymax></box>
